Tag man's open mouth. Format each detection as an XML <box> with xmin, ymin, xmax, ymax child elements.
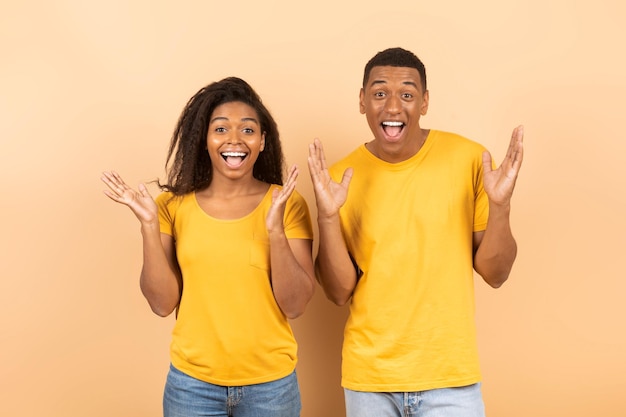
<box><xmin>382</xmin><ymin>121</ymin><xmax>404</xmax><ymax>137</ymax></box>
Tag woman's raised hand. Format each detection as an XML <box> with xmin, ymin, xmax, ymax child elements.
<box><xmin>101</xmin><ymin>171</ymin><xmax>158</xmax><ymax>225</ymax></box>
<box><xmin>266</xmin><ymin>164</ymin><xmax>299</xmax><ymax>234</ymax></box>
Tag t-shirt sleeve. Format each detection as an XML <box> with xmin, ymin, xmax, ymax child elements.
<box><xmin>283</xmin><ymin>190</ymin><xmax>313</xmax><ymax>240</ymax></box>
<box><xmin>155</xmin><ymin>191</ymin><xmax>176</xmax><ymax>236</ymax></box>
<box><xmin>473</xmin><ymin>150</ymin><xmax>491</xmax><ymax>232</ymax></box>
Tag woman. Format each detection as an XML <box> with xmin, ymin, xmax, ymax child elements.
<box><xmin>102</xmin><ymin>77</ymin><xmax>315</xmax><ymax>417</ymax></box>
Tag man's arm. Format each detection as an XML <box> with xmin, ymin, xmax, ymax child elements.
<box><xmin>315</xmin><ymin>213</ymin><xmax>358</xmax><ymax>305</ymax></box>
<box><xmin>308</xmin><ymin>138</ymin><xmax>357</xmax><ymax>305</ymax></box>
<box><xmin>473</xmin><ymin>126</ymin><xmax>524</xmax><ymax>288</ymax></box>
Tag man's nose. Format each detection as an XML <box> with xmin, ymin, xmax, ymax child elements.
<box><xmin>384</xmin><ymin>95</ymin><xmax>401</xmax><ymax>114</ymax></box>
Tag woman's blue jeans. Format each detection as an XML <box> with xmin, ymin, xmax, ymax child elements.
<box><xmin>163</xmin><ymin>364</ymin><xmax>301</xmax><ymax>417</ymax></box>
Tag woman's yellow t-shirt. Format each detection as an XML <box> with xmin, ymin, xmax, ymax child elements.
<box><xmin>156</xmin><ymin>186</ymin><xmax>313</xmax><ymax>386</ymax></box>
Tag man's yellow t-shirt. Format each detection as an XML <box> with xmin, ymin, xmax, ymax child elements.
<box><xmin>330</xmin><ymin>130</ymin><xmax>489</xmax><ymax>392</ymax></box>
<box><xmin>156</xmin><ymin>186</ymin><xmax>313</xmax><ymax>386</ymax></box>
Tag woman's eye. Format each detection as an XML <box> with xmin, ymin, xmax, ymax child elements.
<box><xmin>215</xmin><ymin>127</ymin><xmax>226</xmax><ymax>133</ymax></box>
<box><xmin>243</xmin><ymin>127</ymin><xmax>254</xmax><ymax>134</ymax></box>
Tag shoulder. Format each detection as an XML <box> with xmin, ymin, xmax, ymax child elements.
<box><xmin>155</xmin><ymin>190</ymin><xmax>174</xmax><ymax>203</ymax></box>
<box><xmin>155</xmin><ymin>190</ymin><xmax>189</xmax><ymax>212</ymax></box>
<box><xmin>330</xmin><ymin>144</ymin><xmax>368</xmax><ymax>174</ymax></box>
<box><xmin>431</xmin><ymin>130</ymin><xmax>486</xmax><ymax>151</ymax></box>
<box><xmin>429</xmin><ymin>130</ymin><xmax>487</xmax><ymax>163</ymax></box>
<box><xmin>283</xmin><ymin>187</ymin><xmax>309</xmax><ymax>212</ymax></box>
<box><xmin>280</xmin><ymin>187</ymin><xmax>313</xmax><ymax>235</ymax></box>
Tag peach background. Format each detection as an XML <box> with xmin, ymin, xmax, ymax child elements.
<box><xmin>2</xmin><ymin>0</ymin><xmax>625</xmax><ymax>416</ymax></box>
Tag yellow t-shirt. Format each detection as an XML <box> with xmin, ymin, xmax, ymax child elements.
<box><xmin>156</xmin><ymin>186</ymin><xmax>313</xmax><ymax>386</ymax></box>
<box><xmin>329</xmin><ymin>130</ymin><xmax>489</xmax><ymax>392</ymax></box>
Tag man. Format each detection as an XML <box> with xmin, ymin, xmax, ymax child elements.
<box><xmin>307</xmin><ymin>47</ymin><xmax>523</xmax><ymax>416</ymax></box>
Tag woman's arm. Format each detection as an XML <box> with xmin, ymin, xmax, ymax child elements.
<box><xmin>102</xmin><ymin>171</ymin><xmax>182</xmax><ymax>316</ymax></box>
<box><xmin>265</xmin><ymin>165</ymin><xmax>315</xmax><ymax>319</ymax></box>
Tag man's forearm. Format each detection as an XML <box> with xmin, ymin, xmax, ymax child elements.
<box><xmin>474</xmin><ymin>203</ymin><xmax>518</xmax><ymax>288</ymax></box>
<box><xmin>316</xmin><ymin>215</ymin><xmax>358</xmax><ymax>305</ymax></box>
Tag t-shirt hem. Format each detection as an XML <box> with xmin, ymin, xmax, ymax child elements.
<box><xmin>171</xmin><ymin>360</ymin><xmax>297</xmax><ymax>386</ymax></box>
<box><xmin>342</xmin><ymin>375</ymin><xmax>482</xmax><ymax>393</ymax></box>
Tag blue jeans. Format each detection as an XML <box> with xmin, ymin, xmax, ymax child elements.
<box><xmin>163</xmin><ymin>364</ymin><xmax>301</xmax><ymax>417</ymax></box>
<box><xmin>344</xmin><ymin>383</ymin><xmax>485</xmax><ymax>417</ymax></box>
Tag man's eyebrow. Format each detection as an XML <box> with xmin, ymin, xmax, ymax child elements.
<box><xmin>369</xmin><ymin>79</ymin><xmax>387</xmax><ymax>87</ymax></box>
<box><xmin>369</xmin><ymin>80</ymin><xmax>419</xmax><ymax>89</ymax></box>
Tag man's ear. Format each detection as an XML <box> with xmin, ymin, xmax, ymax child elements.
<box><xmin>421</xmin><ymin>90</ymin><xmax>430</xmax><ymax>116</ymax></box>
<box><xmin>359</xmin><ymin>88</ymin><xmax>366</xmax><ymax>114</ymax></box>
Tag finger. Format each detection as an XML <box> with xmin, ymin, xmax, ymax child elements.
<box><xmin>511</xmin><ymin>125</ymin><xmax>524</xmax><ymax>168</ymax></box>
<box><xmin>281</xmin><ymin>165</ymin><xmax>297</xmax><ymax>192</ymax></box>
<box><xmin>282</xmin><ymin>171</ymin><xmax>298</xmax><ymax>197</ymax></box>
<box><xmin>501</xmin><ymin>126</ymin><xmax>524</xmax><ymax>174</ymax></box>
<box><xmin>111</xmin><ymin>171</ymin><xmax>132</xmax><ymax>191</ymax></box>
<box><xmin>271</xmin><ymin>187</ymin><xmax>280</xmax><ymax>202</ymax></box>
<box><xmin>482</xmin><ymin>151</ymin><xmax>493</xmax><ymax>174</ymax></box>
<box><xmin>506</xmin><ymin>125</ymin><xmax>524</xmax><ymax>159</ymax></box>
<box><xmin>308</xmin><ymin>141</ymin><xmax>323</xmax><ymax>173</ymax></box>
<box><xmin>513</xmin><ymin>125</ymin><xmax>524</xmax><ymax>141</ymax></box>
<box><xmin>511</xmin><ymin>145</ymin><xmax>523</xmax><ymax>173</ymax></box>
<box><xmin>286</xmin><ymin>164</ymin><xmax>299</xmax><ymax>183</ymax></box>
<box><xmin>272</xmin><ymin>182</ymin><xmax>295</xmax><ymax>207</ymax></box>
<box><xmin>277</xmin><ymin>182</ymin><xmax>296</xmax><ymax>202</ymax></box>
<box><xmin>310</xmin><ymin>138</ymin><xmax>326</xmax><ymax>170</ymax></box>
<box><xmin>316</xmin><ymin>138</ymin><xmax>329</xmax><ymax>171</ymax></box>
<box><xmin>308</xmin><ymin>141</ymin><xmax>317</xmax><ymax>160</ymax></box>
<box><xmin>104</xmin><ymin>171</ymin><xmax>131</xmax><ymax>195</ymax></box>
<box><xmin>102</xmin><ymin>189</ymin><xmax>127</xmax><ymax>204</ymax></box>
<box><xmin>102</xmin><ymin>171</ymin><xmax>118</xmax><ymax>185</ymax></box>
<box><xmin>138</xmin><ymin>183</ymin><xmax>153</xmax><ymax>199</ymax></box>
<box><xmin>307</xmin><ymin>153</ymin><xmax>318</xmax><ymax>177</ymax></box>
<box><xmin>109</xmin><ymin>170</ymin><xmax>123</xmax><ymax>183</ymax></box>
<box><xmin>282</xmin><ymin>182</ymin><xmax>296</xmax><ymax>200</ymax></box>
<box><xmin>307</xmin><ymin>153</ymin><xmax>323</xmax><ymax>184</ymax></box>
<box><xmin>101</xmin><ymin>172</ymin><xmax>124</xmax><ymax>195</ymax></box>
<box><xmin>102</xmin><ymin>189</ymin><xmax>120</xmax><ymax>202</ymax></box>
<box><xmin>341</xmin><ymin>167</ymin><xmax>354</xmax><ymax>188</ymax></box>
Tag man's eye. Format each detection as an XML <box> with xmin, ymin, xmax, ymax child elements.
<box><xmin>375</xmin><ymin>92</ymin><xmax>385</xmax><ymax>98</ymax></box>
<box><xmin>403</xmin><ymin>93</ymin><xmax>413</xmax><ymax>99</ymax></box>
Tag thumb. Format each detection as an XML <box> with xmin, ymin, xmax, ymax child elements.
<box><xmin>341</xmin><ymin>167</ymin><xmax>354</xmax><ymax>187</ymax></box>
<box><xmin>271</xmin><ymin>187</ymin><xmax>280</xmax><ymax>203</ymax></box>
<box><xmin>482</xmin><ymin>151</ymin><xmax>493</xmax><ymax>174</ymax></box>
<box><xmin>138</xmin><ymin>183</ymin><xmax>153</xmax><ymax>198</ymax></box>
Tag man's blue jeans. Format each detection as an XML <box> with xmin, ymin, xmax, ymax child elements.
<box><xmin>345</xmin><ymin>383</ymin><xmax>486</xmax><ymax>417</ymax></box>
<box><xmin>163</xmin><ymin>364</ymin><xmax>301</xmax><ymax>417</ymax></box>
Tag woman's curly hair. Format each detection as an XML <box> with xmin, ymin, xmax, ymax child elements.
<box><xmin>160</xmin><ymin>77</ymin><xmax>284</xmax><ymax>195</ymax></box>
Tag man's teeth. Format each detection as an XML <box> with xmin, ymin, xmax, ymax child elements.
<box><xmin>383</xmin><ymin>121</ymin><xmax>403</xmax><ymax>126</ymax></box>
